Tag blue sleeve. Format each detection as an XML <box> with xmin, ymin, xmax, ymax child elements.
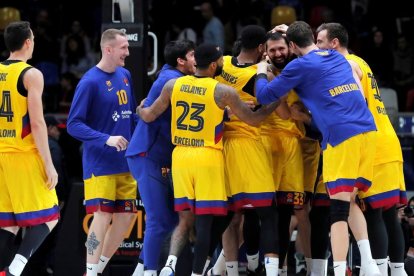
<box><xmin>67</xmin><ymin>80</ymin><xmax>110</xmax><ymax>145</ymax></box>
<box><xmin>126</xmin><ymin>70</ymin><xmax>139</xmax><ymax>126</ymax></box>
<box><xmin>256</xmin><ymin>61</ymin><xmax>302</xmax><ymax>104</ymax></box>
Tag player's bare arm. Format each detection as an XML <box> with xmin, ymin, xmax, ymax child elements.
<box><xmin>214</xmin><ymin>83</ymin><xmax>278</xmax><ymax>126</ymax></box>
<box><xmin>290</xmin><ymin>101</ymin><xmax>312</xmax><ymax>124</ymax></box>
<box><xmin>25</xmin><ymin>68</ymin><xmax>58</xmax><ymax>189</ymax></box>
<box><xmin>137</xmin><ymin>78</ymin><xmax>175</xmax><ymax>122</ymax></box>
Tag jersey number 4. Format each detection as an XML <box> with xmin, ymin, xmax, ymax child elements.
<box><xmin>176</xmin><ymin>101</ymin><xmax>205</xmax><ymax>132</ymax></box>
<box><xmin>0</xmin><ymin>90</ymin><xmax>14</xmax><ymax>122</ymax></box>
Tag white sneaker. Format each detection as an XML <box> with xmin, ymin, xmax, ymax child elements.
<box><xmin>159</xmin><ymin>266</ymin><xmax>174</xmax><ymax>276</ymax></box>
<box><xmin>360</xmin><ymin>260</ymin><xmax>381</xmax><ymax>276</ymax></box>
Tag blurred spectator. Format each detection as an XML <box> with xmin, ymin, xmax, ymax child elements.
<box><xmin>45</xmin><ymin>115</ymin><xmax>69</xmax><ymax>204</ymax></box>
<box><xmin>58</xmin><ymin>72</ymin><xmax>78</xmax><ymax>114</ymax></box>
<box><xmin>61</xmin><ymin>34</ymin><xmax>94</xmax><ymax>79</ymax></box>
<box><xmin>402</xmin><ymin>197</ymin><xmax>414</xmax><ymax>274</ymax></box>
<box><xmin>363</xmin><ymin>28</ymin><xmax>394</xmax><ymax>87</ymax></box>
<box><xmin>393</xmin><ymin>35</ymin><xmax>414</xmax><ymax>110</ymax></box>
<box><xmin>200</xmin><ymin>1</ymin><xmax>225</xmax><ymax>49</ymax></box>
<box><xmin>60</xmin><ymin>20</ymin><xmax>91</xmax><ymax>58</ymax></box>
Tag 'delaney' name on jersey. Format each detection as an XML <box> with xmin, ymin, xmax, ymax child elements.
<box><xmin>0</xmin><ymin>129</ymin><xmax>16</xmax><ymax>138</ymax></box>
<box><xmin>180</xmin><ymin>84</ymin><xmax>207</xmax><ymax>95</ymax></box>
<box><xmin>174</xmin><ymin>135</ymin><xmax>205</xmax><ymax>147</ymax></box>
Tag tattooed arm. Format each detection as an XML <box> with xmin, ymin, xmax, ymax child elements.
<box><xmin>137</xmin><ymin>79</ymin><xmax>175</xmax><ymax>122</ymax></box>
<box><xmin>214</xmin><ymin>83</ymin><xmax>279</xmax><ymax>127</ymax></box>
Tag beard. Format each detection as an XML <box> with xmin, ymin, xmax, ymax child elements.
<box><xmin>214</xmin><ymin>65</ymin><xmax>223</xmax><ymax>77</ymax></box>
<box><xmin>270</xmin><ymin>57</ymin><xmax>289</xmax><ymax>70</ymax></box>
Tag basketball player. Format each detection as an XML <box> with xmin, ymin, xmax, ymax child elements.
<box><xmin>0</xmin><ymin>21</ymin><xmax>59</xmax><ymax>276</ymax></box>
<box><xmin>67</xmin><ymin>29</ymin><xmax>137</xmax><ymax>276</ymax></box>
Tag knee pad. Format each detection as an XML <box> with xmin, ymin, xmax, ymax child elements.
<box><xmin>330</xmin><ymin>199</ymin><xmax>350</xmax><ymax>225</ymax></box>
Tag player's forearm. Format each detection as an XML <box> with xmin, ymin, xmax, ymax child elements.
<box><xmin>30</xmin><ymin>120</ymin><xmax>54</xmax><ymax>167</ymax></box>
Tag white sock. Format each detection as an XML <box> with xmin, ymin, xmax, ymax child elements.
<box><xmin>202</xmin><ymin>259</ymin><xmax>210</xmax><ymax>275</ymax></box>
<box><xmin>86</xmin><ymin>263</ymin><xmax>98</xmax><ymax>276</ymax></box>
<box><xmin>8</xmin><ymin>254</ymin><xmax>28</xmax><ymax>276</ymax></box>
<box><xmin>375</xmin><ymin>259</ymin><xmax>388</xmax><ymax>276</ymax></box>
<box><xmin>305</xmin><ymin>257</ymin><xmax>312</xmax><ymax>275</ymax></box>
<box><xmin>144</xmin><ymin>270</ymin><xmax>157</xmax><ymax>276</ymax></box>
<box><xmin>357</xmin><ymin>239</ymin><xmax>374</xmax><ymax>265</ymax></box>
<box><xmin>279</xmin><ymin>265</ymin><xmax>288</xmax><ymax>276</ymax></box>
<box><xmin>165</xmin><ymin>255</ymin><xmax>178</xmax><ymax>270</ymax></box>
<box><xmin>390</xmin><ymin>262</ymin><xmax>408</xmax><ymax>276</ymax></box>
<box><xmin>191</xmin><ymin>273</ymin><xmax>202</xmax><ymax>276</ymax></box>
<box><xmin>311</xmin><ymin>259</ymin><xmax>328</xmax><ymax>276</ymax></box>
<box><xmin>333</xmin><ymin>261</ymin><xmax>346</xmax><ymax>276</ymax></box>
<box><xmin>212</xmin><ymin>250</ymin><xmax>226</xmax><ymax>274</ymax></box>
<box><xmin>132</xmin><ymin>262</ymin><xmax>144</xmax><ymax>276</ymax></box>
<box><xmin>264</xmin><ymin>257</ymin><xmax>279</xmax><ymax>276</ymax></box>
<box><xmin>97</xmin><ymin>255</ymin><xmax>110</xmax><ymax>273</ymax></box>
<box><xmin>247</xmin><ymin>252</ymin><xmax>259</xmax><ymax>271</ymax></box>
<box><xmin>226</xmin><ymin>261</ymin><xmax>239</xmax><ymax>276</ymax></box>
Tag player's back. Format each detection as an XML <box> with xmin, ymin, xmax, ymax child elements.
<box><xmin>0</xmin><ymin>60</ymin><xmax>36</xmax><ymax>153</ymax></box>
<box><xmin>216</xmin><ymin>56</ymin><xmax>260</xmax><ymax>139</ymax></box>
<box><xmin>171</xmin><ymin>75</ymin><xmax>224</xmax><ymax>150</ymax></box>
<box><xmin>283</xmin><ymin>49</ymin><xmax>376</xmax><ymax>147</ymax></box>
<box><xmin>346</xmin><ymin>54</ymin><xmax>403</xmax><ymax>164</ymax></box>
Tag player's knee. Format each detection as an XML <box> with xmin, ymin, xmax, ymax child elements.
<box><xmin>46</xmin><ymin>219</ymin><xmax>59</xmax><ymax>231</ymax></box>
<box><xmin>330</xmin><ymin>199</ymin><xmax>350</xmax><ymax>225</ymax></box>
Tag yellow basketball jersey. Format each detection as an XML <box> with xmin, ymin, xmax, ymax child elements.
<box><xmin>261</xmin><ymin>90</ymin><xmax>305</xmax><ymax>138</ymax></box>
<box><xmin>0</xmin><ymin>61</ymin><xmax>36</xmax><ymax>153</ymax></box>
<box><xmin>215</xmin><ymin>56</ymin><xmax>261</xmax><ymax>139</ymax></box>
<box><xmin>346</xmin><ymin>54</ymin><xmax>402</xmax><ymax>164</ymax></box>
<box><xmin>171</xmin><ymin>75</ymin><xmax>224</xmax><ymax>150</ymax></box>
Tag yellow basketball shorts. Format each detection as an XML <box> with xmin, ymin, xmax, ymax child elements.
<box><xmin>0</xmin><ymin>152</ymin><xmax>59</xmax><ymax>227</ymax></box>
<box><xmin>301</xmin><ymin>138</ymin><xmax>321</xmax><ymax>203</ymax></box>
<box><xmin>323</xmin><ymin>131</ymin><xmax>376</xmax><ymax>196</ymax></box>
<box><xmin>224</xmin><ymin>136</ymin><xmax>275</xmax><ymax>211</ymax></box>
<box><xmin>271</xmin><ymin>135</ymin><xmax>305</xmax><ymax>206</ymax></box>
<box><xmin>312</xmin><ymin>174</ymin><xmax>330</xmax><ymax>207</ymax></box>
<box><xmin>84</xmin><ymin>172</ymin><xmax>137</xmax><ymax>214</ymax></box>
<box><xmin>172</xmin><ymin>146</ymin><xmax>228</xmax><ymax>215</ymax></box>
<box><xmin>359</xmin><ymin>161</ymin><xmax>406</xmax><ymax>208</ymax></box>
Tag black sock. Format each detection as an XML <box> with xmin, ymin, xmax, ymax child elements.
<box><xmin>309</xmin><ymin>206</ymin><xmax>330</xmax><ymax>259</ymax></box>
<box><xmin>383</xmin><ymin>206</ymin><xmax>406</xmax><ymax>262</ymax></box>
<box><xmin>277</xmin><ymin>205</ymin><xmax>293</xmax><ymax>266</ymax></box>
<box><xmin>364</xmin><ymin>205</ymin><xmax>388</xmax><ymax>259</ymax></box>
<box><xmin>243</xmin><ymin>209</ymin><xmax>260</xmax><ymax>255</ymax></box>
<box><xmin>17</xmin><ymin>223</ymin><xmax>50</xmax><ymax>259</ymax></box>
<box><xmin>192</xmin><ymin>215</ymin><xmax>214</xmax><ymax>274</ymax></box>
<box><xmin>0</xmin><ymin>229</ymin><xmax>16</xmax><ymax>270</ymax></box>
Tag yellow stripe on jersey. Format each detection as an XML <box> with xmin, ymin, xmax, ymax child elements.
<box><xmin>0</xmin><ymin>61</ymin><xmax>36</xmax><ymax>153</ymax></box>
<box><xmin>216</xmin><ymin>56</ymin><xmax>261</xmax><ymax>139</ymax></box>
<box><xmin>171</xmin><ymin>76</ymin><xmax>224</xmax><ymax>150</ymax></box>
<box><xmin>346</xmin><ymin>54</ymin><xmax>402</xmax><ymax>164</ymax></box>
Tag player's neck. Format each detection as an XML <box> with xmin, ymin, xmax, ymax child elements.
<box><xmin>96</xmin><ymin>60</ymin><xmax>116</xmax><ymax>73</ymax></box>
<box><xmin>8</xmin><ymin>52</ymin><xmax>28</xmax><ymax>62</ymax></box>
<box><xmin>237</xmin><ymin>51</ymin><xmax>257</xmax><ymax>65</ymax></box>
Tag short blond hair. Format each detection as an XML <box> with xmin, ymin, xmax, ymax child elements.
<box><xmin>100</xmin><ymin>28</ymin><xmax>126</xmax><ymax>48</ymax></box>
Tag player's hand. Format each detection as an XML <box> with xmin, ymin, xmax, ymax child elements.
<box><xmin>45</xmin><ymin>163</ymin><xmax>58</xmax><ymax>190</ymax></box>
<box><xmin>136</xmin><ymin>98</ymin><xmax>146</xmax><ymax>114</ymax></box>
<box><xmin>269</xmin><ymin>24</ymin><xmax>288</xmax><ymax>34</ymax></box>
<box><xmin>106</xmin><ymin>136</ymin><xmax>129</xmax><ymax>151</ymax></box>
<box><xmin>257</xmin><ymin>61</ymin><xmax>268</xmax><ymax>75</ymax></box>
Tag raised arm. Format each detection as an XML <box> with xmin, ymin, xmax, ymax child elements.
<box><xmin>26</xmin><ymin>68</ymin><xmax>58</xmax><ymax>189</ymax></box>
<box><xmin>215</xmin><ymin>83</ymin><xmax>279</xmax><ymax>127</ymax></box>
<box><xmin>137</xmin><ymin>78</ymin><xmax>176</xmax><ymax>122</ymax></box>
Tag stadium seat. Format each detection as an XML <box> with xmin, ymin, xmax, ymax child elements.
<box><xmin>271</xmin><ymin>5</ymin><xmax>297</xmax><ymax>27</ymax></box>
<box><xmin>380</xmin><ymin>87</ymin><xmax>399</xmax><ymax>127</ymax></box>
<box><xmin>0</xmin><ymin>7</ymin><xmax>21</xmax><ymax>31</ymax></box>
